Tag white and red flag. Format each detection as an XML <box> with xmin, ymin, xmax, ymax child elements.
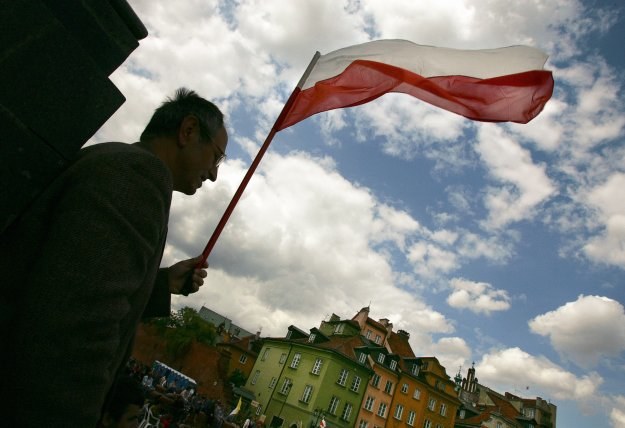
<box><xmin>190</xmin><ymin>40</ymin><xmax>554</xmax><ymax>274</ymax></box>
<box><xmin>275</xmin><ymin>39</ymin><xmax>553</xmax><ymax>130</ymax></box>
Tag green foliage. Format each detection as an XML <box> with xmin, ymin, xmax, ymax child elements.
<box><xmin>146</xmin><ymin>307</ymin><xmax>217</xmax><ymax>358</ymax></box>
<box><xmin>228</xmin><ymin>368</ymin><xmax>247</xmax><ymax>387</ymax></box>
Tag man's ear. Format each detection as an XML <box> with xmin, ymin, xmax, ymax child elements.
<box><xmin>177</xmin><ymin>115</ymin><xmax>200</xmax><ymax>147</ymax></box>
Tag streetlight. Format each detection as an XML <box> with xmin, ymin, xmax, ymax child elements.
<box><xmin>311</xmin><ymin>408</ymin><xmax>325</xmax><ymax>428</ymax></box>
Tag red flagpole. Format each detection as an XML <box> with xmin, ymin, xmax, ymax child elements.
<box><xmin>181</xmin><ymin>51</ymin><xmax>321</xmax><ymax>295</ymax></box>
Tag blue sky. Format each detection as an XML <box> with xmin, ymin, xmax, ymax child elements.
<box><xmin>92</xmin><ymin>1</ymin><xmax>624</xmax><ymax>426</ymax></box>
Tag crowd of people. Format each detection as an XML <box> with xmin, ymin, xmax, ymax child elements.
<box><xmin>114</xmin><ymin>359</ymin><xmax>257</xmax><ymax>428</ymax></box>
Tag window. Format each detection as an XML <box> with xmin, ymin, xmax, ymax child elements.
<box><xmin>413</xmin><ymin>388</ymin><xmax>421</xmax><ymax>400</ymax></box>
<box><xmin>525</xmin><ymin>408</ymin><xmax>535</xmax><ymax>418</ymax></box>
<box><xmin>401</xmin><ymin>383</ymin><xmax>409</xmax><ymax>393</ymax></box>
<box><xmin>335</xmin><ymin>324</ymin><xmax>345</xmax><ymax>334</ymax></box>
<box><xmin>350</xmin><ymin>376</ymin><xmax>361</xmax><ymax>392</ymax></box>
<box><xmin>407</xmin><ymin>410</ymin><xmax>416</xmax><ymax>426</ymax></box>
<box><xmin>411</xmin><ymin>363</ymin><xmax>419</xmax><ymax>376</ymax></box>
<box><xmin>423</xmin><ymin>420</ymin><xmax>432</xmax><ymax>428</ymax></box>
<box><xmin>374</xmin><ymin>334</ymin><xmax>381</xmax><ymax>344</ymax></box>
<box><xmin>427</xmin><ymin>398</ymin><xmax>436</xmax><ymax>411</ymax></box>
<box><xmin>250</xmin><ymin>370</ymin><xmax>260</xmax><ymax>385</ymax></box>
<box><xmin>359</xmin><ymin>353</ymin><xmax>367</xmax><ymax>364</ymax></box>
<box><xmin>290</xmin><ymin>353</ymin><xmax>301</xmax><ymax>369</ymax></box>
<box><xmin>435</xmin><ymin>380</ymin><xmax>445</xmax><ymax>391</ymax></box>
<box><xmin>393</xmin><ymin>404</ymin><xmax>404</xmax><ymax>420</ymax></box>
<box><xmin>371</xmin><ymin>373</ymin><xmax>380</xmax><ymax>388</ymax></box>
<box><xmin>459</xmin><ymin>409</ymin><xmax>466</xmax><ymax>419</ymax></box>
<box><xmin>269</xmin><ymin>377</ymin><xmax>277</xmax><ymax>389</ymax></box>
<box><xmin>364</xmin><ymin>396</ymin><xmax>375</xmax><ymax>411</ymax></box>
<box><xmin>384</xmin><ymin>380</ymin><xmax>393</xmax><ymax>394</ymax></box>
<box><xmin>337</xmin><ymin>368</ymin><xmax>349</xmax><ymax>386</ymax></box>
<box><xmin>496</xmin><ymin>423</ymin><xmax>502</xmax><ymax>428</ymax></box>
<box><xmin>279</xmin><ymin>353</ymin><xmax>286</xmax><ymax>364</ymax></box>
<box><xmin>301</xmin><ymin>384</ymin><xmax>313</xmax><ymax>403</ymax></box>
<box><xmin>421</xmin><ymin>361</ymin><xmax>429</xmax><ymax>370</ymax></box>
<box><xmin>311</xmin><ymin>358</ymin><xmax>323</xmax><ymax>375</ymax></box>
<box><xmin>377</xmin><ymin>354</ymin><xmax>385</xmax><ymax>364</ymax></box>
<box><xmin>286</xmin><ymin>330</ymin><xmax>292</xmax><ymax>339</ymax></box>
<box><xmin>439</xmin><ymin>403</ymin><xmax>447</xmax><ymax>417</ymax></box>
<box><xmin>308</xmin><ymin>333</ymin><xmax>316</xmax><ymax>343</ymax></box>
<box><xmin>390</xmin><ymin>360</ymin><xmax>397</xmax><ymax>370</ymax></box>
<box><xmin>359</xmin><ymin>420</ymin><xmax>368</xmax><ymax>428</ymax></box>
<box><xmin>279</xmin><ymin>378</ymin><xmax>292</xmax><ymax>394</ymax></box>
<box><xmin>328</xmin><ymin>396</ymin><xmax>340</xmax><ymax>415</ymax></box>
<box><xmin>366</xmin><ymin>330</ymin><xmax>372</xmax><ymax>339</ymax></box>
<box><xmin>340</xmin><ymin>402</ymin><xmax>353</xmax><ymax>421</ymax></box>
<box><xmin>261</xmin><ymin>349</ymin><xmax>270</xmax><ymax>361</ymax></box>
<box><xmin>255</xmin><ymin>404</ymin><xmax>262</xmax><ymax>416</ymax></box>
<box><xmin>377</xmin><ymin>402</ymin><xmax>387</xmax><ymax>418</ymax></box>
<box><xmin>239</xmin><ymin>354</ymin><xmax>248</xmax><ymax>364</ymax></box>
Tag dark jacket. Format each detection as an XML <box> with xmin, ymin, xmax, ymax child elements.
<box><xmin>0</xmin><ymin>142</ymin><xmax>173</xmax><ymax>427</ymax></box>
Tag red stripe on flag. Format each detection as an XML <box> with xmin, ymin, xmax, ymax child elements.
<box><xmin>275</xmin><ymin>59</ymin><xmax>554</xmax><ymax>130</ymax></box>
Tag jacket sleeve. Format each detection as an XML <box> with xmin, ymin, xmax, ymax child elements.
<box><xmin>143</xmin><ymin>268</ymin><xmax>173</xmax><ymax>318</ymax></box>
<box><xmin>11</xmin><ymin>149</ymin><xmax>172</xmax><ymax>427</ymax></box>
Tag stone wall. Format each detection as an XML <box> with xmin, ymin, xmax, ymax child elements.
<box><xmin>132</xmin><ymin>323</ymin><xmax>234</xmax><ymax>402</ymax></box>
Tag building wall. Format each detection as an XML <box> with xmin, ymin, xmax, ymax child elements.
<box><xmin>131</xmin><ymin>324</ymin><xmax>231</xmax><ymax>400</ymax></box>
<box><xmin>246</xmin><ymin>340</ymin><xmax>370</xmax><ymax>428</ymax></box>
<box><xmin>387</xmin><ymin>373</ymin><xmax>427</xmax><ymax>428</ymax></box>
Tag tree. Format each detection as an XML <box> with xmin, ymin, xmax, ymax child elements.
<box><xmin>228</xmin><ymin>369</ymin><xmax>247</xmax><ymax>387</ymax></box>
<box><xmin>146</xmin><ymin>307</ymin><xmax>217</xmax><ymax>358</ymax></box>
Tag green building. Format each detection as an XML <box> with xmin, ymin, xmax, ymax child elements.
<box><xmin>245</xmin><ymin>318</ymin><xmax>374</xmax><ymax>428</ymax></box>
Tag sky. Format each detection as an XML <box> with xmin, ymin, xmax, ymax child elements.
<box><xmin>90</xmin><ymin>1</ymin><xmax>624</xmax><ymax>426</ymax></box>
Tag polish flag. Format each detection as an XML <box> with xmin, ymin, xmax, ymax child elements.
<box><xmin>275</xmin><ymin>39</ymin><xmax>553</xmax><ymax>131</ymax></box>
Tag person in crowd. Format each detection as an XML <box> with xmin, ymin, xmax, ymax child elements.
<box><xmin>0</xmin><ymin>88</ymin><xmax>228</xmax><ymax>427</ymax></box>
<box><xmin>98</xmin><ymin>376</ymin><xmax>145</xmax><ymax>428</ymax></box>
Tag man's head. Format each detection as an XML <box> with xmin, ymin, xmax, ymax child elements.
<box><xmin>141</xmin><ymin>88</ymin><xmax>228</xmax><ymax>195</ymax></box>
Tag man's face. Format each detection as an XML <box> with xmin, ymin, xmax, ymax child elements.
<box><xmin>176</xmin><ymin>122</ymin><xmax>228</xmax><ymax>195</ymax></box>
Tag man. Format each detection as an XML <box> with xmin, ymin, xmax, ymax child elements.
<box><xmin>0</xmin><ymin>88</ymin><xmax>228</xmax><ymax>427</ymax></box>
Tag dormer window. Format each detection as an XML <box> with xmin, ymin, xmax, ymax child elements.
<box><xmin>411</xmin><ymin>363</ymin><xmax>419</xmax><ymax>376</ymax></box>
<box><xmin>359</xmin><ymin>353</ymin><xmax>367</xmax><ymax>364</ymax></box>
<box><xmin>308</xmin><ymin>333</ymin><xmax>316</xmax><ymax>343</ymax></box>
<box><xmin>334</xmin><ymin>324</ymin><xmax>345</xmax><ymax>334</ymax></box>
<box><xmin>390</xmin><ymin>360</ymin><xmax>397</xmax><ymax>370</ymax></box>
<box><xmin>377</xmin><ymin>354</ymin><xmax>385</xmax><ymax>364</ymax></box>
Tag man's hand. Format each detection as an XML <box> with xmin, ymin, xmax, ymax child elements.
<box><xmin>168</xmin><ymin>256</ymin><xmax>208</xmax><ymax>294</ymax></box>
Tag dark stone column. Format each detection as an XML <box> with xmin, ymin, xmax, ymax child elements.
<box><xmin>0</xmin><ymin>0</ymin><xmax>147</xmax><ymax>232</ymax></box>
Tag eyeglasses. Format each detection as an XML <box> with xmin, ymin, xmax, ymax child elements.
<box><xmin>214</xmin><ymin>144</ymin><xmax>226</xmax><ymax>168</ymax></box>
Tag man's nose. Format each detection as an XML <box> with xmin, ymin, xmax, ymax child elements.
<box><xmin>208</xmin><ymin>165</ymin><xmax>218</xmax><ymax>182</ymax></box>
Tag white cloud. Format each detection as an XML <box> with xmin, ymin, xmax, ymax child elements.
<box><xmin>430</xmin><ymin>336</ymin><xmax>472</xmax><ymax>374</ymax></box>
<box><xmin>162</xmin><ymin>150</ymin><xmax>454</xmax><ymax>339</ymax></box>
<box><xmin>610</xmin><ymin>395</ymin><xmax>625</xmax><ymax>428</ymax></box>
<box><xmin>407</xmin><ymin>241</ymin><xmax>459</xmax><ymax>278</ymax></box>
<box><xmin>529</xmin><ymin>295</ymin><xmax>625</xmax><ymax>368</ymax></box>
<box><xmin>447</xmin><ymin>278</ymin><xmax>511</xmax><ymax>315</ymax></box>
<box><xmin>476</xmin><ymin>124</ymin><xmax>557</xmax><ymax>229</ymax></box>
<box><xmin>477</xmin><ymin>347</ymin><xmax>603</xmax><ymax>401</ymax></box>
<box><xmin>581</xmin><ymin>173</ymin><xmax>625</xmax><ymax>267</ymax></box>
